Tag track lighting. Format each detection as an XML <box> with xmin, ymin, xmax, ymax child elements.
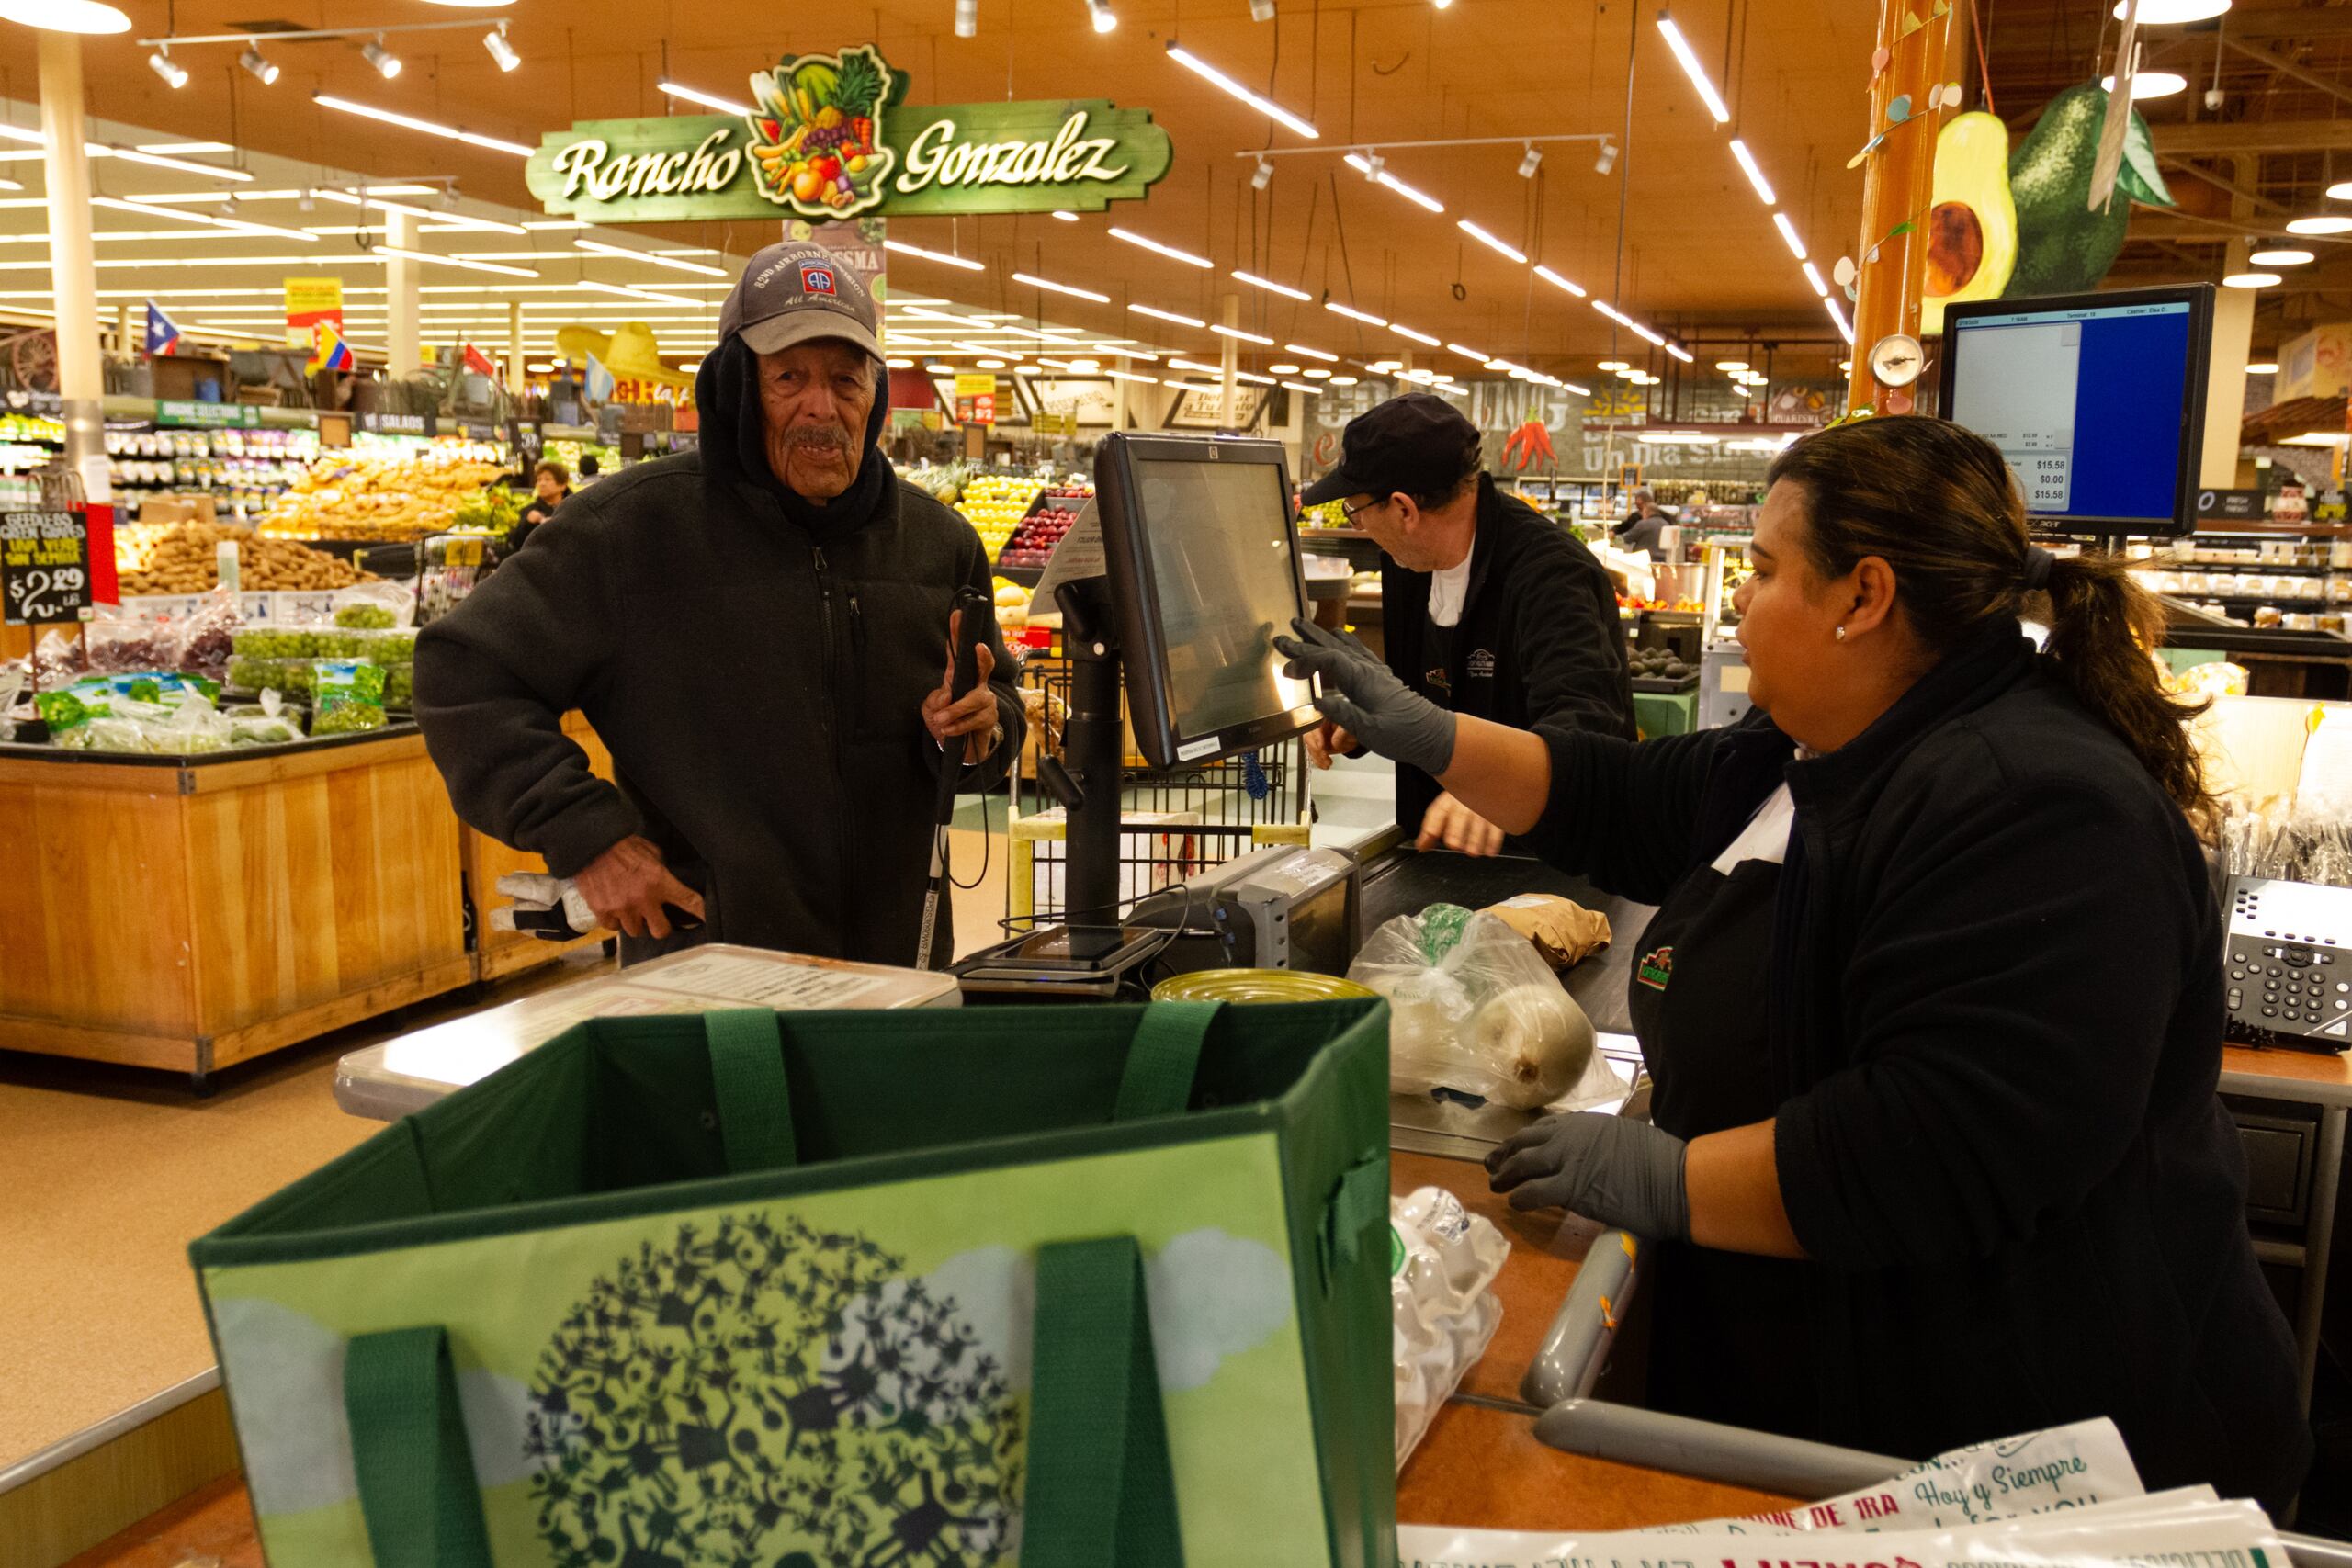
<box><xmin>238</xmin><ymin>43</ymin><xmax>279</xmax><ymax>85</ymax></box>
<box><xmin>148</xmin><ymin>48</ymin><xmax>188</xmax><ymax>88</ymax></box>
<box><xmin>482</xmin><ymin>24</ymin><xmax>519</xmax><ymax>73</ymax></box>
<box><xmin>362</xmin><ymin>37</ymin><xmax>402</xmax><ymax>79</ymax></box>
<box><xmin>1087</xmin><ymin>0</ymin><xmax>1115</xmax><ymax>33</ymax></box>
<box><xmin>1595</xmin><ymin>141</ymin><xmax>1617</xmax><ymax>175</ymax></box>
<box><xmin>1517</xmin><ymin>143</ymin><xmax>1542</xmax><ymax>178</ymax></box>
<box><xmin>1252</xmin><ymin>156</ymin><xmax>1274</xmax><ymax>190</ymax></box>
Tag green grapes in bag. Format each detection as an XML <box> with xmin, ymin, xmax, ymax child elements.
<box><xmin>311</xmin><ymin>660</ymin><xmax>387</xmax><ymax>736</ymax></box>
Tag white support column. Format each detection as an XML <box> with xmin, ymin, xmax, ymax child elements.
<box><xmin>386</xmin><ymin>207</ymin><xmax>420</xmax><ymax>378</ymax></box>
<box><xmin>38</xmin><ymin>28</ymin><xmax>103</xmax><ymax>485</ymax></box>
<box><xmin>1113</xmin><ymin>355</ymin><xmax>1131</xmax><ymax>431</ymax></box>
<box><xmin>506</xmin><ymin>300</ymin><xmax>526</xmax><ymax>395</ymax></box>
<box><xmin>1219</xmin><ymin>293</ymin><xmax>1240</xmax><ymax>429</ymax></box>
<box><xmin>2201</xmin><ymin>158</ymin><xmax>2256</xmax><ymax>489</ymax></box>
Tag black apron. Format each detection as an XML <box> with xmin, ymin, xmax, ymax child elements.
<box><xmin>1624</xmin><ymin>829</ymin><xmax>1822</xmax><ymax>1436</ymax></box>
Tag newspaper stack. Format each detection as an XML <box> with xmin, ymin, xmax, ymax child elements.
<box><xmin>1400</xmin><ymin>1418</ymin><xmax>2289</xmax><ymax>1568</ymax></box>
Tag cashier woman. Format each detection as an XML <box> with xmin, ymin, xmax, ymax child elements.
<box><xmin>1277</xmin><ymin>415</ymin><xmax>2310</xmax><ymax>1506</ymax></box>
<box><xmin>1300</xmin><ymin>394</ymin><xmax>1634</xmax><ymax>854</ymax></box>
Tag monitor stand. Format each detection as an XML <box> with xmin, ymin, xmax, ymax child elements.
<box><xmin>952</xmin><ymin>576</ymin><xmax>1160</xmax><ymax>998</ymax></box>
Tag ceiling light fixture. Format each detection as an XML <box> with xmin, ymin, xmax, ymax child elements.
<box><xmin>1342</xmin><ymin>152</ymin><xmax>1445</xmax><ymax>213</ymax></box>
<box><xmin>2249</xmin><ymin>248</ymin><xmax>2315</xmax><ymax>266</ymax></box>
<box><xmin>1716</xmin><ymin>359</ymin><xmax>1747</xmax><ymax>370</ymax></box>
<box><xmin>1824</xmin><ymin>295</ymin><xmax>1855</xmax><ymax>344</ymax></box>
<box><xmin>482</xmin><ymin>23</ymin><xmax>520</xmax><ymax>73</ymax></box>
<box><xmin>956</xmin><ymin>0</ymin><xmax>978</xmax><ymax>35</ymax></box>
<box><xmin>312</xmin><ymin>95</ymin><xmax>534</xmax><ymax>156</ymax></box>
<box><xmin>1656</xmin><ymin>9</ymin><xmax>1732</xmax><ymax>124</ymax></box>
<box><xmin>2222</xmin><ymin>271</ymin><xmax>2282</xmax><ymax>288</ymax></box>
<box><xmin>105</xmin><ymin>143</ymin><xmax>254</xmax><ymax>179</ymax></box>
<box><xmin>1284</xmin><ymin>342</ymin><xmax>1337</xmax><ymax>361</ymax></box>
<box><xmin>2245</xmin><ymin>361</ymin><xmax>2278</xmax><ymax>374</ymax></box>
<box><xmin>1108</xmin><ymin>226</ymin><xmax>1213</xmax><ymax>267</ymax></box>
<box><xmin>2110</xmin><ymin>0</ymin><xmax>2229</xmax><ymax>21</ymax></box>
<box><xmin>1087</xmin><ymin>0</ymin><xmax>1116</xmax><ymax>32</ymax></box>
<box><xmin>924</xmin><ymin>362</ymin><xmax>956</xmax><ymax>374</ymax></box>
<box><xmin>237</xmin><ymin>42</ymin><xmax>279</xmax><ymax>85</ymax></box>
<box><xmin>1517</xmin><ymin>144</ymin><xmax>1542</xmax><ymax>179</ymax></box>
<box><xmin>1597</xmin><ymin>360</ymin><xmax>1629</xmax><ymax>371</ymax></box>
<box><xmin>658</xmin><ymin>80</ymin><xmax>754</xmax><ymax>116</ymax></box>
<box><xmin>2101</xmin><ymin>71</ymin><xmax>2187</xmax><ymax>99</ymax></box>
<box><xmin>1250</xmin><ymin>0</ymin><xmax>1276</xmax><ymax>18</ymax></box>
<box><xmin>886</xmin><ymin>356</ymin><xmax>916</xmax><ymax>369</ymax></box>
<box><xmin>1325</xmin><ymin>300</ymin><xmax>1386</xmax><ymax>326</ymax></box>
<box><xmin>0</xmin><ymin>1</ymin><xmax>128</xmax><ymax>31</ymax></box>
<box><xmin>1663</xmin><ymin>343</ymin><xmax>1693</xmax><ymax>363</ymax></box>
<box><xmin>1390</xmin><ymin>322</ymin><xmax>1439</xmax><ymax>346</ymax></box>
<box><xmin>578</xmin><ymin>279</ymin><xmax>704</xmax><ymax>307</ymax></box>
<box><xmin>1594</xmin><ymin>140</ymin><xmax>1618</xmax><ymax>175</ymax></box>
<box><xmin>2288</xmin><ymin>215</ymin><xmax>2352</xmax><ymax>235</ymax></box>
<box><xmin>375</xmin><ymin>243</ymin><xmax>538</xmax><ymax>277</ymax></box>
<box><xmin>90</xmin><ymin>196</ymin><xmax>313</xmax><ymax>241</ymax></box>
<box><xmin>1801</xmin><ymin>259</ymin><xmax>1828</xmax><ymax>296</ymax></box>
<box><xmin>1302</xmin><ymin>367</ymin><xmax>1331</xmax><ymax>378</ymax></box>
<box><xmin>362</xmin><ymin>37</ymin><xmax>403</xmax><ymax>79</ymax></box>
<box><xmin>1051</xmin><ymin>209</ymin><xmax>1079</xmax><ymax>222</ymax></box>
<box><xmin>574</xmin><ymin>238</ymin><xmax>729</xmax><ymax>276</ymax></box>
<box><xmin>1164</xmin><ymin>42</ymin><xmax>1318</xmax><ymax>138</ymax></box>
<box><xmin>1130</xmin><ymin>302</ymin><xmax>1206</xmax><ymax>328</ymax></box>
<box><xmin>1232</xmin><ymin>268</ymin><xmax>1309</xmax><ymax>301</ymax></box>
<box><xmin>1771</xmin><ymin>211</ymin><xmax>1808</xmax><ymax>259</ymax></box>
<box><xmin>1012</xmin><ymin>269</ymin><xmax>1111</xmax><ymax>303</ymax></box>
<box><xmin>1456</xmin><ymin>219</ymin><xmax>1528</xmax><ymax>264</ymax></box>
<box><xmin>1533</xmin><ymin>264</ymin><xmax>1587</xmax><ymax>298</ymax></box>
<box><xmin>1212</xmin><ymin>322</ymin><xmax>1275</xmax><ymax>344</ymax></box>
<box><xmin>977</xmin><ymin>357</ymin><xmax>1006</xmax><ymax>368</ymax></box>
<box><xmin>882</xmin><ymin>238</ymin><xmax>984</xmax><ymax>271</ymax></box>
<box><xmin>1103</xmin><ymin>367</ymin><xmax>1159</xmax><ymax>383</ymax></box>
<box><xmin>1281</xmin><ymin>380</ymin><xmax>1320</xmax><ymax>394</ymax></box>
<box><xmin>148</xmin><ymin>48</ymin><xmax>189</xmax><ymax>87</ymax></box>
<box><xmin>1251</xmin><ymin>157</ymin><xmax>1274</xmax><ymax>190</ymax></box>
<box><xmin>1446</xmin><ymin>342</ymin><xmax>1488</xmax><ymax>360</ymax></box>
<box><xmin>1726</xmin><ymin>138</ymin><xmax>1775</xmax><ymax>205</ymax></box>
<box><xmin>1329</xmin><ymin>374</ymin><xmax>1360</xmax><ymax>386</ymax></box>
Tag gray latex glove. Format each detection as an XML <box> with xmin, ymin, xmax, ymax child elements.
<box><xmin>1486</xmin><ymin>1112</ymin><xmax>1691</xmax><ymax>1239</ymax></box>
<box><xmin>1272</xmin><ymin>617</ymin><xmax>1458</xmax><ymax>777</ymax></box>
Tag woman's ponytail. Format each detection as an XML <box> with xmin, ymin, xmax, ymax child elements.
<box><xmin>2037</xmin><ymin>554</ymin><xmax>2211</xmax><ymax>815</ymax></box>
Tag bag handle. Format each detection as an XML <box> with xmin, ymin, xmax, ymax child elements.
<box><xmin>344</xmin><ymin>1325</ymin><xmax>494</xmax><ymax>1568</ymax></box>
<box><xmin>1023</xmin><ymin>1235</ymin><xmax>1187</xmax><ymax>1566</ymax></box>
<box><xmin>703</xmin><ymin>1009</ymin><xmax>798</xmax><ymax>1171</ymax></box>
<box><xmin>1111</xmin><ymin>1000</ymin><xmax>1223</xmax><ymax>1122</ymax></box>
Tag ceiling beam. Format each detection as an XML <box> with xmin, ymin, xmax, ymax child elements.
<box><xmin>2125</xmin><ymin>212</ymin><xmax>2329</xmax><ymax>242</ymax></box>
<box><xmin>2150</xmin><ymin>119</ymin><xmax>2352</xmax><ymax>153</ymax></box>
<box><xmin>2162</xmin><ymin>158</ymin><xmax>2288</xmax><ymax>215</ymax></box>
<box><xmin>2219</xmin><ymin>7</ymin><xmax>2352</xmax><ymax>42</ymax></box>
<box><xmin>2224</xmin><ymin>36</ymin><xmax>2352</xmax><ymax>108</ymax></box>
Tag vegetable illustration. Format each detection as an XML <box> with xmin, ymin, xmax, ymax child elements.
<box><xmin>1502</xmin><ymin>420</ymin><xmax>1556</xmax><ymax>472</ymax></box>
<box><xmin>748</xmin><ymin>47</ymin><xmax>902</xmax><ymax>218</ymax></box>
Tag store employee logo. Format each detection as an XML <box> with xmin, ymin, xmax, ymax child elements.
<box><xmin>1635</xmin><ymin>944</ymin><xmax>1675</xmax><ymax>991</ymax></box>
<box><xmin>1467</xmin><ymin>648</ymin><xmax>1496</xmax><ymax>679</ymax></box>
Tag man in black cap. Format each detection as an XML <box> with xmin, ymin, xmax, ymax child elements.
<box><xmin>1300</xmin><ymin>392</ymin><xmax>1632</xmax><ymax>854</ymax></box>
<box><xmin>416</xmin><ymin>241</ymin><xmax>1023</xmax><ymax>964</ymax></box>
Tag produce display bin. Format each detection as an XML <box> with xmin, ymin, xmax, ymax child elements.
<box><xmin>0</xmin><ymin>727</ymin><xmax>471</xmax><ymax>1088</ymax></box>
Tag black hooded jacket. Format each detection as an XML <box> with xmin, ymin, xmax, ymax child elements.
<box><xmin>415</xmin><ymin>335</ymin><xmax>1023</xmax><ymax>966</ymax></box>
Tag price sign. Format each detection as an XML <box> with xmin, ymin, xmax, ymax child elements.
<box><xmin>2</xmin><ymin>509</ymin><xmax>93</xmax><ymax>626</ymax></box>
<box><xmin>441</xmin><ymin>536</ymin><xmax>486</xmax><ymax>569</ymax></box>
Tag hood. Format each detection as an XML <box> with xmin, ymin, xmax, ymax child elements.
<box><xmin>693</xmin><ymin>332</ymin><xmax>894</xmax><ymax>523</ymax></box>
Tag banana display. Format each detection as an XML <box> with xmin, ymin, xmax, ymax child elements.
<box><xmin>258</xmin><ymin>453</ymin><xmax>511</xmax><ymax>542</ymax></box>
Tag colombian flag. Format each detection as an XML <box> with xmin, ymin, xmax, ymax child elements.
<box><xmin>311</xmin><ymin>319</ymin><xmax>355</xmax><ymax>372</ymax></box>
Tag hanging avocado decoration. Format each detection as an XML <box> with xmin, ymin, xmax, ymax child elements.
<box><xmin>2003</xmin><ymin>81</ymin><xmax>2177</xmax><ymax>299</ymax></box>
<box><xmin>1922</xmin><ymin>111</ymin><xmax>2019</xmax><ymax>335</ymax></box>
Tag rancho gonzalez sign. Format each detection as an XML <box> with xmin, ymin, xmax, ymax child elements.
<box><xmin>526</xmin><ymin>45</ymin><xmax>1171</xmax><ymax>222</ymax></box>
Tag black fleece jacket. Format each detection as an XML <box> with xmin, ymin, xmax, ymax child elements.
<box><xmin>414</xmin><ymin>336</ymin><xmax>1023</xmax><ymax>966</ymax></box>
<box><xmin>1526</xmin><ymin>623</ymin><xmax>2309</xmax><ymax>1509</ymax></box>
<box><xmin>1382</xmin><ymin>477</ymin><xmax>1634</xmax><ymax>831</ymax></box>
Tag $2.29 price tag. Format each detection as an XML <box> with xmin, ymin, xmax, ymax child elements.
<box><xmin>1</xmin><ymin>509</ymin><xmax>93</xmax><ymax>626</ymax></box>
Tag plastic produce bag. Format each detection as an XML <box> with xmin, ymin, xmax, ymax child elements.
<box><xmin>311</xmin><ymin>660</ymin><xmax>386</xmax><ymax>736</ymax></box>
<box><xmin>1391</xmin><ymin>1186</ymin><xmax>1507</xmax><ymax>1467</ymax></box>
<box><xmin>0</xmin><ymin>665</ymin><xmax>20</xmax><ymax>742</ymax></box>
<box><xmin>175</xmin><ymin>588</ymin><xmax>242</xmax><ymax>683</ymax></box>
<box><xmin>1351</xmin><ymin>907</ymin><xmax>1619</xmax><ymax>1110</ymax></box>
<box><xmin>332</xmin><ymin>580</ymin><xmax>414</xmax><ymax>628</ymax></box>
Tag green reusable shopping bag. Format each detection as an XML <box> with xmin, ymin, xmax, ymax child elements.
<box><xmin>190</xmin><ymin>998</ymin><xmax>1396</xmax><ymax>1568</ymax></box>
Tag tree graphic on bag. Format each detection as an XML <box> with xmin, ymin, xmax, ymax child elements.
<box><xmin>524</xmin><ymin>1211</ymin><xmax>1022</xmax><ymax>1566</ymax></box>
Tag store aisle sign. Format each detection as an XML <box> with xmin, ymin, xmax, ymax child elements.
<box><xmin>3</xmin><ymin>510</ymin><xmax>92</xmax><ymax>626</ymax></box>
<box><xmin>157</xmin><ymin>400</ymin><xmax>260</xmax><ymax>429</ymax></box>
<box><xmin>526</xmin><ymin>46</ymin><xmax>1170</xmax><ymax>223</ymax></box>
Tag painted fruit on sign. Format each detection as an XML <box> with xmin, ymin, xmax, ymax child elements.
<box><xmin>1920</xmin><ymin>111</ymin><xmax>2018</xmax><ymax>336</ymax></box>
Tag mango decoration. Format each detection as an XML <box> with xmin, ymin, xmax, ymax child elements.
<box><xmin>2001</xmin><ymin>81</ymin><xmax>2176</xmax><ymax>303</ymax></box>
<box><xmin>1921</xmin><ymin>112</ymin><xmax>2018</xmax><ymax>338</ymax></box>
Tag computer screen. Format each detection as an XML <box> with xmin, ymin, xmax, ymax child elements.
<box><xmin>1095</xmin><ymin>434</ymin><xmax>1320</xmax><ymax>768</ymax></box>
<box><xmin>1939</xmin><ymin>283</ymin><xmax>2213</xmax><ymax>537</ymax></box>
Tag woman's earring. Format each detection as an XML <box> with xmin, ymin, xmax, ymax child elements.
<box><xmin>1835</xmin><ymin>626</ymin><xmax>1848</xmax><ymax>642</ymax></box>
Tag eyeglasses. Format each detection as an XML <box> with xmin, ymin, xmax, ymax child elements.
<box><xmin>1340</xmin><ymin>495</ymin><xmax>1388</xmax><ymax>525</ymax></box>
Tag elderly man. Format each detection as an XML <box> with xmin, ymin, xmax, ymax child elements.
<box><xmin>416</xmin><ymin>241</ymin><xmax>1023</xmax><ymax>965</ymax></box>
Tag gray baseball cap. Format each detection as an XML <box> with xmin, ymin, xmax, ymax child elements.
<box><xmin>718</xmin><ymin>241</ymin><xmax>883</xmax><ymax>361</ymax></box>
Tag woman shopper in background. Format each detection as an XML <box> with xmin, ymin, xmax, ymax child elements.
<box><xmin>1277</xmin><ymin>415</ymin><xmax>2309</xmax><ymax>1506</ymax></box>
<box><xmin>506</xmin><ymin>460</ymin><xmax>571</xmax><ymax>554</ymax></box>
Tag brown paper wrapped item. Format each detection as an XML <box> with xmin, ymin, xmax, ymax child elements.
<box><xmin>1478</xmin><ymin>894</ymin><xmax>1611</xmax><ymax>970</ymax></box>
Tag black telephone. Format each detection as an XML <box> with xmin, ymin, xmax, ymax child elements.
<box><xmin>2225</xmin><ymin>877</ymin><xmax>2352</xmax><ymax>1052</ymax></box>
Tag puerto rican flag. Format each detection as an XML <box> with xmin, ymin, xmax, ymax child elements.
<box><xmin>143</xmin><ymin>300</ymin><xmax>182</xmax><ymax>357</ymax></box>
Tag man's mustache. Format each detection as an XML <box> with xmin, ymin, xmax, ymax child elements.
<box><xmin>782</xmin><ymin>424</ymin><xmax>853</xmax><ymax>452</ymax></box>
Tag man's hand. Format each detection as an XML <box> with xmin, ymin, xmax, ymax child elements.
<box><xmin>572</xmin><ymin>835</ymin><xmax>706</xmax><ymax>941</ymax></box>
<box><xmin>922</xmin><ymin>608</ymin><xmax>1002</xmax><ymax>764</ymax></box>
<box><xmin>1303</xmin><ymin>719</ymin><xmax>1359</xmax><ymax>771</ymax></box>
<box><xmin>1418</xmin><ymin>792</ymin><xmax>1507</xmax><ymax>855</ymax></box>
